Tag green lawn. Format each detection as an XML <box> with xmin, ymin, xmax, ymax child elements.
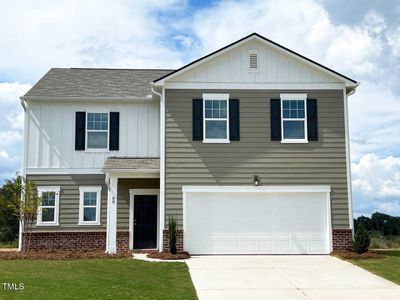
<box><xmin>350</xmin><ymin>250</ymin><xmax>400</xmax><ymax>285</ymax></box>
<box><xmin>0</xmin><ymin>240</ymin><xmax>18</xmax><ymax>248</ymax></box>
<box><xmin>0</xmin><ymin>258</ymin><xmax>197</xmax><ymax>300</ymax></box>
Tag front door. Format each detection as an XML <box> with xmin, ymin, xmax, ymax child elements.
<box><xmin>133</xmin><ymin>195</ymin><xmax>157</xmax><ymax>249</ymax></box>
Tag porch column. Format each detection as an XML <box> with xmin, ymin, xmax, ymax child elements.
<box><xmin>106</xmin><ymin>174</ymin><xmax>118</xmax><ymax>254</ymax></box>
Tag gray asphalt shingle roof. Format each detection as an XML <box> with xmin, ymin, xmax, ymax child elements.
<box><xmin>24</xmin><ymin>68</ymin><xmax>174</xmax><ymax>98</ymax></box>
<box><xmin>103</xmin><ymin>157</ymin><xmax>160</xmax><ymax>170</ymax></box>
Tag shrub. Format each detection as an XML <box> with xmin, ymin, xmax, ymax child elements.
<box><xmin>168</xmin><ymin>216</ymin><xmax>178</xmax><ymax>254</ymax></box>
<box><xmin>353</xmin><ymin>224</ymin><xmax>370</xmax><ymax>254</ymax></box>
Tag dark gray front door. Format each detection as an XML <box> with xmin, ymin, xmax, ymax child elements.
<box><xmin>133</xmin><ymin>195</ymin><xmax>157</xmax><ymax>249</ymax></box>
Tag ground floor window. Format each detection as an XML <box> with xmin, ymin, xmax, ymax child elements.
<box><xmin>79</xmin><ymin>186</ymin><xmax>102</xmax><ymax>225</ymax></box>
<box><xmin>37</xmin><ymin>186</ymin><xmax>60</xmax><ymax>226</ymax></box>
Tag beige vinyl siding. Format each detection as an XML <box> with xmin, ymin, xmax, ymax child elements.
<box><xmin>27</xmin><ymin>174</ymin><xmax>107</xmax><ymax>231</ymax></box>
<box><xmin>165</xmin><ymin>89</ymin><xmax>349</xmax><ymax>228</ymax></box>
<box><xmin>117</xmin><ymin>178</ymin><xmax>160</xmax><ymax>230</ymax></box>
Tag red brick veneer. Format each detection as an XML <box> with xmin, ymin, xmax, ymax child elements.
<box><xmin>22</xmin><ymin>231</ymin><xmax>130</xmax><ymax>252</ymax></box>
<box><xmin>162</xmin><ymin>229</ymin><xmax>184</xmax><ymax>252</ymax></box>
<box><xmin>332</xmin><ymin>228</ymin><xmax>353</xmax><ymax>250</ymax></box>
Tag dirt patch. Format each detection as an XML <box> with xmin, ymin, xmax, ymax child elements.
<box><xmin>333</xmin><ymin>250</ymin><xmax>385</xmax><ymax>259</ymax></box>
<box><xmin>147</xmin><ymin>251</ymin><xmax>190</xmax><ymax>260</ymax></box>
<box><xmin>0</xmin><ymin>250</ymin><xmax>132</xmax><ymax>260</ymax></box>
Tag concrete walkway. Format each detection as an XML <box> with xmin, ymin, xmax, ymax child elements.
<box><xmin>186</xmin><ymin>255</ymin><xmax>400</xmax><ymax>300</ymax></box>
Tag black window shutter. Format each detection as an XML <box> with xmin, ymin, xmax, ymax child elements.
<box><xmin>75</xmin><ymin>112</ymin><xmax>86</xmax><ymax>150</ymax></box>
<box><xmin>193</xmin><ymin>99</ymin><xmax>203</xmax><ymax>141</ymax></box>
<box><xmin>270</xmin><ymin>99</ymin><xmax>281</xmax><ymax>140</ymax></box>
<box><xmin>109</xmin><ymin>112</ymin><xmax>120</xmax><ymax>150</ymax></box>
<box><xmin>229</xmin><ymin>99</ymin><xmax>240</xmax><ymax>141</ymax></box>
<box><xmin>307</xmin><ymin>99</ymin><xmax>318</xmax><ymax>141</ymax></box>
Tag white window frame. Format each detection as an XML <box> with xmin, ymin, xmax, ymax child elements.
<box><xmin>36</xmin><ymin>186</ymin><xmax>60</xmax><ymax>226</ymax></box>
<box><xmin>203</xmin><ymin>93</ymin><xmax>230</xmax><ymax>144</ymax></box>
<box><xmin>85</xmin><ymin>111</ymin><xmax>109</xmax><ymax>151</ymax></box>
<box><xmin>78</xmin><ymin>186</ymin><xmax>102</xmax><ymax>226</ymax></box>
<box><xmin>280</xmin><ymin>93</ymin><xmax>308</xmax><ymax>144</ymax></box>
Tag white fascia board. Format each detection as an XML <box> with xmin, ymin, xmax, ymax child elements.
<box><xmin>164</xmin><ymin>82</ymin><xmax>346</xmax><ymax>90</ymax></box>
<box><xmin>182</xmin><ymin>185</ymin><xmax>331</xmax><ymax>193</ymax></box>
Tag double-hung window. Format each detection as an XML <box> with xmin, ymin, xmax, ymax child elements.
<box><xmin>37</xmin><ymin>187</ymin><xmax>60</xmax><ymax>226</ymax></box>
<box><xmin>203</xmin><ymin>93</ymin><xmax>230</xmax><ymax>143</ymax></box>
<box><xmin>79</xmin><ymin>186</ymin><xmax>102</xmax><ymax>225</ymax></box>
<box><xmin>86</xmin><ymin>112</ymin><xmax>109</xmax><ymax>150</ymax></box>
<box><xmin>281</xmin><ymin>94</ymin><xmax>308</xmax><ymax>143</ymax></box>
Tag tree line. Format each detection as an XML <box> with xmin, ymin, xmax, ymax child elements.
<box><xmin>354</xmin><ymin>212</ymin><xmax>400</xmax><ymax>236</ymax></box>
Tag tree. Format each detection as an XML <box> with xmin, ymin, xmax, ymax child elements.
<box><xmin>0</xmin><ymin>178</ymin><xmax>20</xmax><ymax>243</ymax></box>
<box><xmin>6</xmin><ymin>176</ymin><xmax>41</xmax><ymax>252</ymax></box>
<box><xmin>353</xmin><ymin>224</ymin><xmax>370</xmax><ymax>254</ymax></box>
<box><xmin>168</xmin><ymin>216</ymin><xmax>178</xmax><ymax>254</ymax></box>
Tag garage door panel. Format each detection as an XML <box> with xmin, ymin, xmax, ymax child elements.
<box><xmin>184</xmin><ymin>191</ymin><xmax>330</xmax><ymax>254</ymax></box>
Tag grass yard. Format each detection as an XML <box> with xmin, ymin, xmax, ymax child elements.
<box><xmin>0</xmin><ymin>258</ymin><xmax>197</xmax><ymax>300</ymax></box>
<box><xmin>350</xmin><ymin>250</ymin><xmax>400</xmax><ymax>285</ymax></box>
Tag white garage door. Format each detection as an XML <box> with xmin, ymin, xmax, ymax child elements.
<box><xmin>183</xmin><ymin>186</ymin><xmax>331</xmax><ymax>255</ymax></box>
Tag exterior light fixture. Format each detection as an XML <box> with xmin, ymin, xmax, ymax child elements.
<box><xmin>252</xmin><ymin>175</ymin><xmax>260</xmax><ymax>186</ymax></box>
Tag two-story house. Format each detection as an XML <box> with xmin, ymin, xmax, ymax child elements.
<box><xmin>19</xmin><ymin>33</ymin><xmax>358</xmax><ymax>254</ymax></box>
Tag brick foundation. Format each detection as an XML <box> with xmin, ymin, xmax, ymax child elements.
<box><xmin>163</xmin><ymin>229</ymin><xmax>184</xmax><ymax>252</ymax></box>
<box><xmin>116</xmin><ymin>231</ymin><xmax>129</xmax><ymax>252</ymax></box>
<box><xmin>22</xmin><ymin>231</ymin><xmax>130</xmax><ymax>252</ymax></box>
<box><xmin>332</xmin><ymin>228</ymin><xmax>353</xmax><ymax>250</ymax></box>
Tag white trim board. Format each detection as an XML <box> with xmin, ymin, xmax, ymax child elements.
<box><xmin>164</xmin><ymin>82</ymin><xmax>347</xmax><ymax>90</ymax></box>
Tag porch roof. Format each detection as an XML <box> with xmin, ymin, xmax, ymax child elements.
<box><xmin>102</xmin><ymin>157</ymin><xmax>160</xmax><ymax>172</ymax></box>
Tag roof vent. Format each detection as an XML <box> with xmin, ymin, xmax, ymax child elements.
<box><xmin>249</xmin><ymin>51</ymin><xmax>258</xmax><ymax>69</ymax></box>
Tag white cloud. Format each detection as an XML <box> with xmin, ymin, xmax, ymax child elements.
<box><xmin>0</xmin><ymin>82</ymin><xmax>30</xmax><ymax>182</ymax></box>
<box><xmin>0</xmin><ymin>0</ymin><xmax>186</xmax><ymax>82</ymax></box>
<box><xmin>190</xmin><ymin>0</ymin><xmax>383</xmax><ymax>79</ymax></box>
<box><xmin>352</xmin><ymin>153</ymin><xmax>400</xmax><ymax>198</ymax></box>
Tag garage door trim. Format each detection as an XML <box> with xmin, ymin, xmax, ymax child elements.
<box><xmin>182</xmin><ymin>185</ymin><xmax>332</xmax><ymax>254</ymax></box>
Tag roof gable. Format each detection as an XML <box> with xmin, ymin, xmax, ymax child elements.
<box><xmin>154</xmin><ymin>33</ymin><xmax>357</xmax><ymax>88</ymax></box>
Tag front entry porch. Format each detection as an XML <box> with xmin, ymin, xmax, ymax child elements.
<box><xmin>102</xmin><ymin>157</ymin><xmax>161</xmax><ymax>253</ymax></box>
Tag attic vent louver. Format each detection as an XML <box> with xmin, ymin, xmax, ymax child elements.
<box><xmin>249</xmin><ymin>51</ymin><xmax>258</xmax><ymax>69</ymax></box>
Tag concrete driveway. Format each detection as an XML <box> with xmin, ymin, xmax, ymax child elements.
<box><xmin>186</xmin><ymin>255</ymin><xmax>400</xmax><ymax>300</ymax></box>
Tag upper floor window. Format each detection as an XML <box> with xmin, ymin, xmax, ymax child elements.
<box><xmin>203</xmin><ymin>94</ymin><xmax>230</xmax><ymax>143</ymax></box>
<box><xmin>37</xmin><ymin>186</ymin><xmax>60</xmax><ymax>226</ymax></box>
<box><xmin>79</xmin><ymin>186</ymin><xmax>102</xmax><ymax>225</ymax></box>
<box><xmin>87</xmin><ymin>112</ymin><xmax>109</xmax><ymax>149</ymax></box>
<box><xmin>281</xmin><ymin>94</ymin><xmax>308</xmax><ymax>143</ymax></box>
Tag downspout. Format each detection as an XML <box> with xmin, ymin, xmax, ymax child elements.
<box><xmin>18</xmin><ymin>96</ymin><xmax>28</xmax><ymax>252</ymax></box>
<box><xmin>344</xmin><ymin>83</ymin><xmax>359</xmax><ymax>237</ymax></box>
<box><xmin>151</xmin><ymin>83</ymin><xmax>165</xmax><ymax>252</ymax></box>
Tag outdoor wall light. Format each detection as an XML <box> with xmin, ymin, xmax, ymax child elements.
<box><xmin>252</xmin><ymin>175</ymin><xmax>260</xmax><ymax>186</ymax></box>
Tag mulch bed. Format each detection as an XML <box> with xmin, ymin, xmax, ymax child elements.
<box><xmin>0</xmin><ymin>250</ymin><xmax>132</xmax><ymax>260</ymax></box>
<box><xmin>332</xmin><ymin>250</ymin><xmax>385</xmax><ymax>259</ymax></box>
<box><xmin>147</xmin><ymin>251</ymin><xmax>190</xmax><ymax>260</ymax></box>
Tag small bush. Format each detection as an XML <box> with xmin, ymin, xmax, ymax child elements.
<box><xmin>168</xmin><ymin>216</ymin><xmax>177</xmax><ymax>254</ymax></box>
<box><xmin>353</xmin><ymin>224</ymin><xmax>371</xmax><ymax>254</ymax></box>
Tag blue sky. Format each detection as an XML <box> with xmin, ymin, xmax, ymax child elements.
<box><xmin>0</xmin><ymin>0</ymin><xmax>399</xmax><ymax>217</ymax></box>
